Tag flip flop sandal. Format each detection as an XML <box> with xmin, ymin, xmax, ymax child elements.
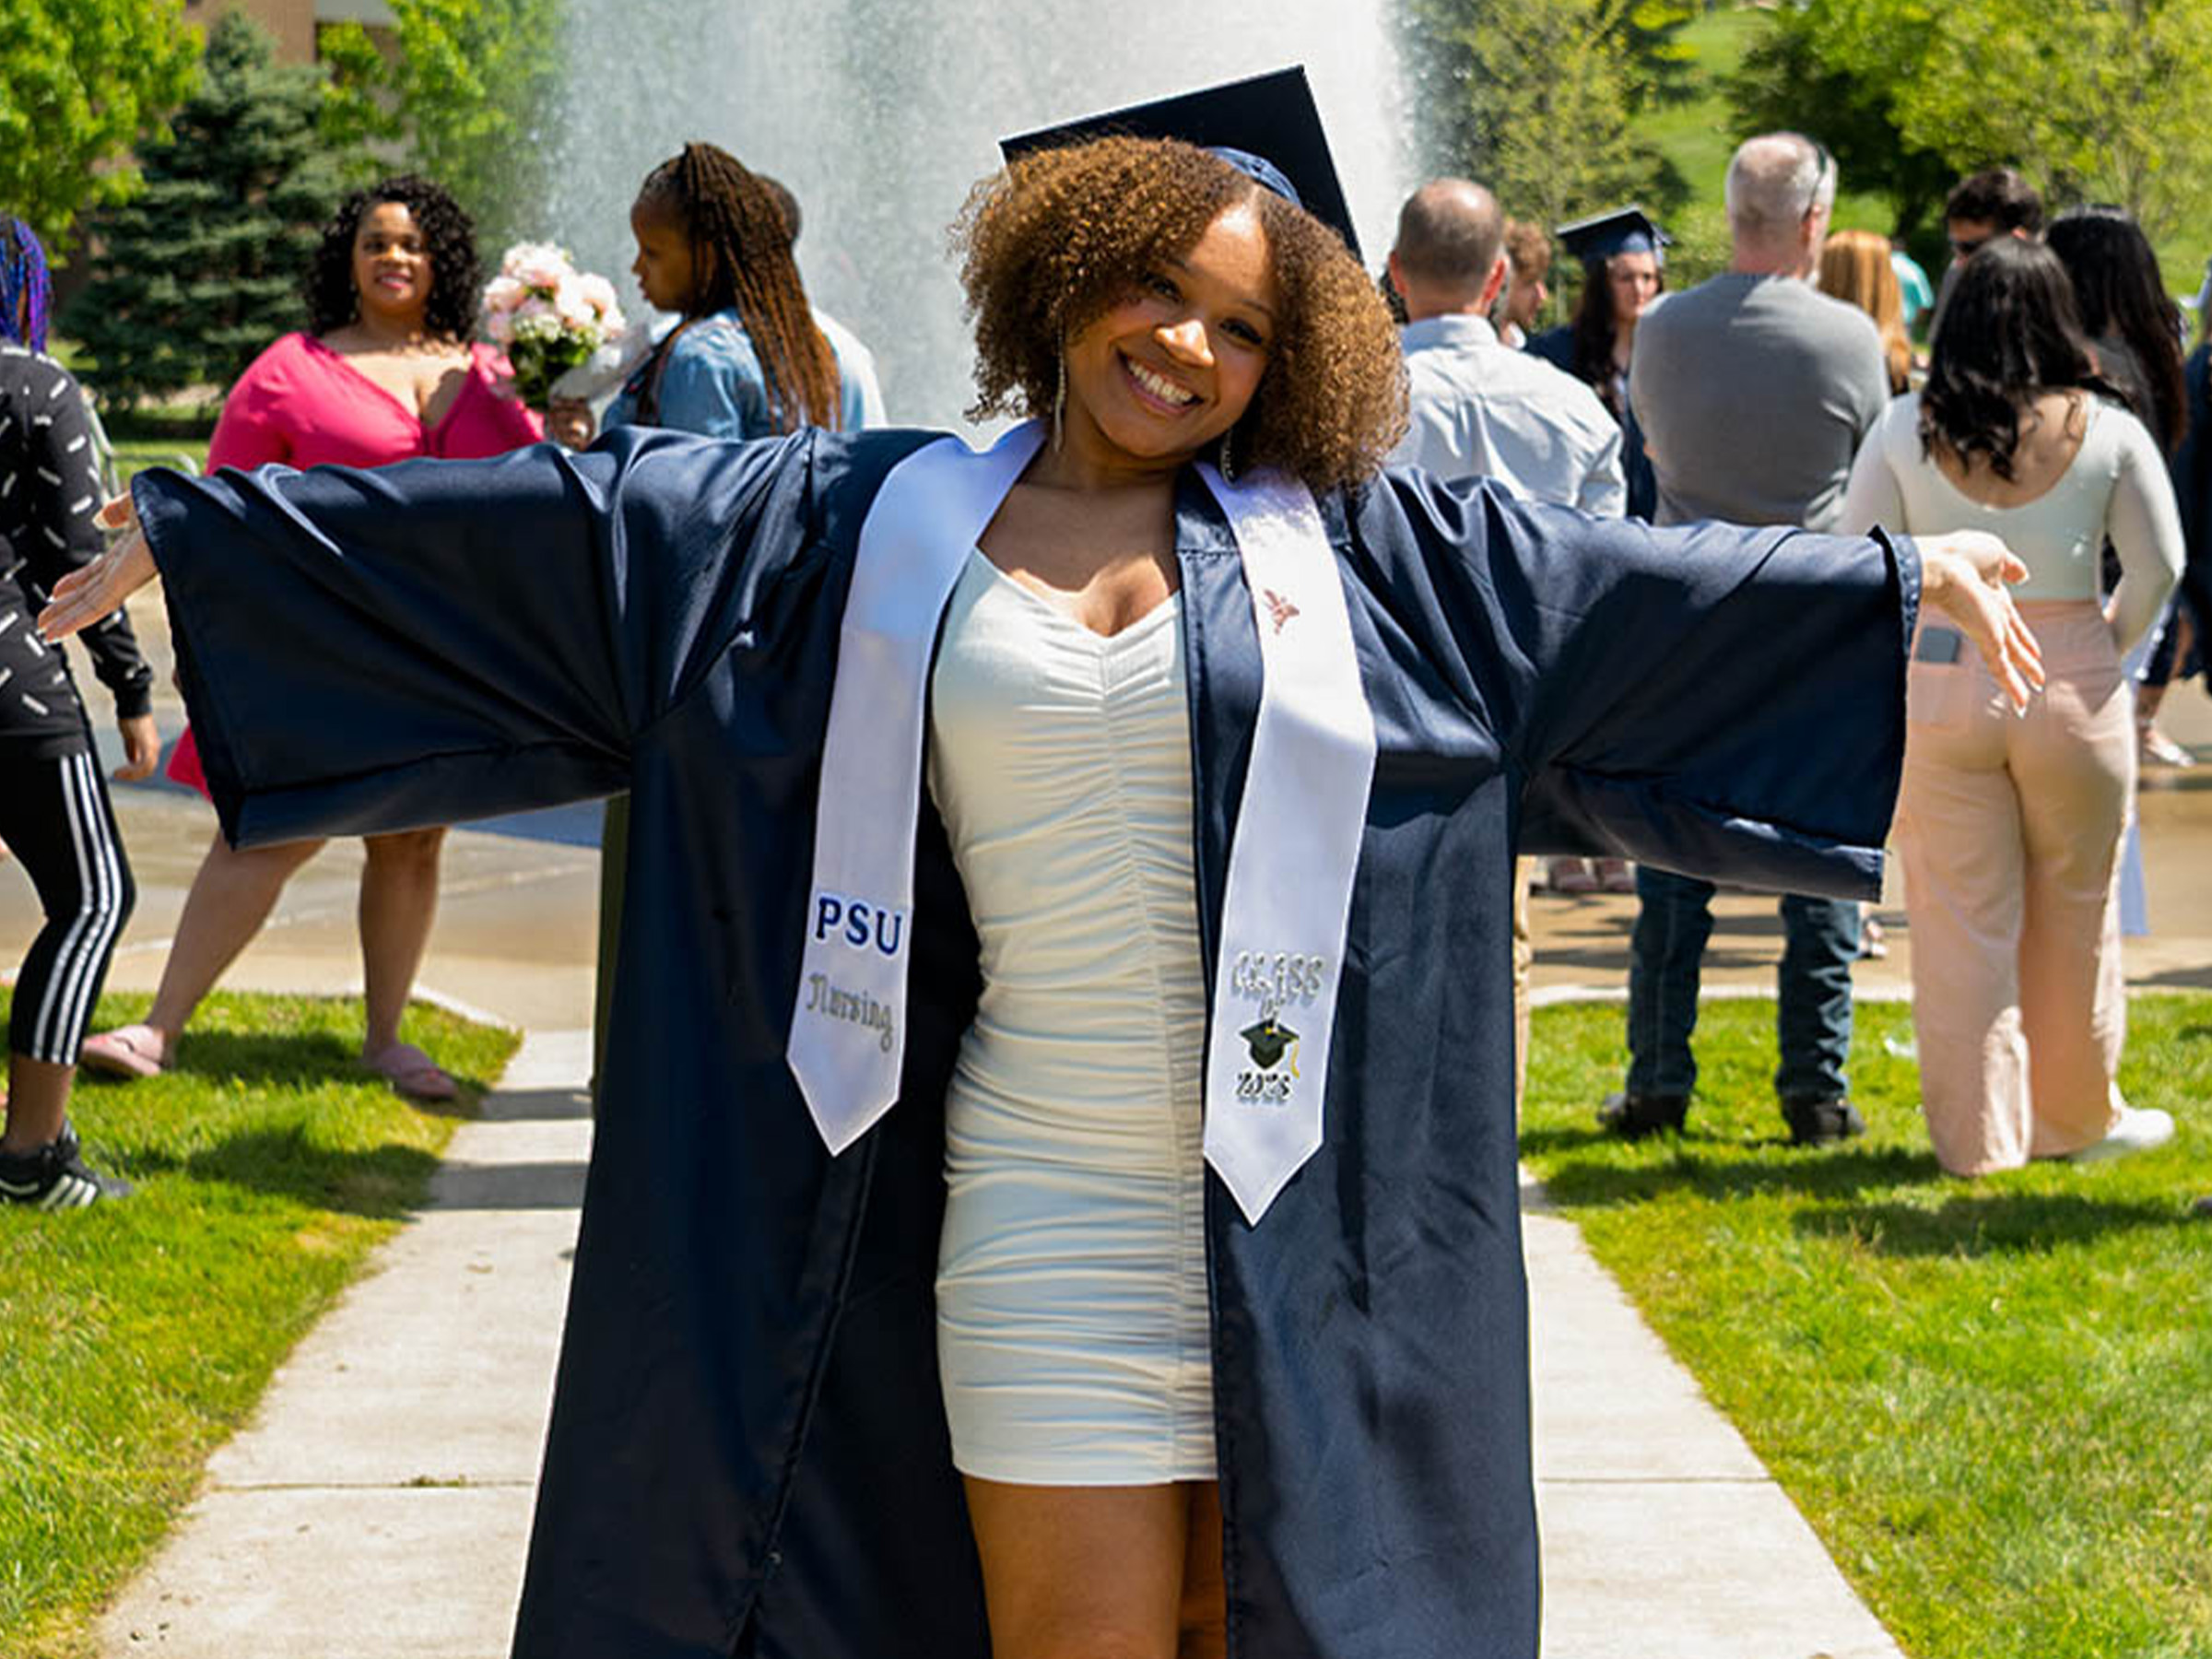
<box><xmin>78</xmin><ymin>1023</ymin><xmax>168</xmax><ymax>1080</ymax></box>
<box><xmin>362</xmin><ymin>1041</ymin><xmax>458</xmax><ymax>1102</ymax></box>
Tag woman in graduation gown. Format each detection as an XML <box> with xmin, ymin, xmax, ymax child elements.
<box><xmin>46</xmin><ymin>126</ymin><xmax>2040</xmax><ymax>1659</ymax></box>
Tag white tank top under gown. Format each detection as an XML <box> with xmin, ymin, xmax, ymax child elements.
<box><xmin>926</xmin><ymin>547</ymin><xmax>1216</xmax><ymax>1485</ymax></box>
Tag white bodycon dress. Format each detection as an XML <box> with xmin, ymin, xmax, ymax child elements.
<box><xmin>927</xmin><ymin>547</ymin><xmax>1216</xmax><ymax>1486</ymax></box>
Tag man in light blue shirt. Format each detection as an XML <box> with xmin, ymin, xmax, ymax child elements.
<box><xmin>1388</xmin><ymin>178</ymin><xmax>1629</xmax><ymax>1096</ymax></box>
<box><xmin>1389</xmin><ymin>178</ymin><xmax>1625</xmax><ymax>515</ymax></box>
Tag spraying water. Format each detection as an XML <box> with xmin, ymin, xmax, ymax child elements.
<box><xmin>552</xmin><ymin>2</ymin><xmax>1415</xmax><ymax>428</ymax></box>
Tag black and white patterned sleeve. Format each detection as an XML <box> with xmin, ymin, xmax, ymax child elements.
<box><xmin>1</xmin><ymin>351</ymin><xmax>152</xmax><ymax>719</ymax></box>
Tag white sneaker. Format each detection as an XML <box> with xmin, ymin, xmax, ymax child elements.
<box><xmin>2068</xmin><ymin>1106</ymin><xmax>2176</xmax><ymax>1164</ymax></box>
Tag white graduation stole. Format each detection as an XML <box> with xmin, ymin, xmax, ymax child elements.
<box><xmin>785</xmin><ymin>420</ymin><xmax>1042</xmax><ymax>1154</ymax></box>
<box><xmin>1193</xmin><ymin>461</ymin><xmax>1377</xmax><ymax>1221</ymax></box>
<box><xmin>785</xmin><ymin>422</ymin><xmax>1377</xmax><ymax>1223</ymax></box>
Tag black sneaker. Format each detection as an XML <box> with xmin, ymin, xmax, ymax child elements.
<box><xmin>1597</xmin><ymin>1091</ymin><xmax>1689</xmax><ymax>1139</ymax></box>
<box><xmin>1781</xmin><ymin>1094</ymin><xmax>1865</xmax><ymax>1147</ymax></box>
<box><xmin>0</xmin><ymin>1134</ymin><xmax>132</xmax><ymax>1209</ymax></box>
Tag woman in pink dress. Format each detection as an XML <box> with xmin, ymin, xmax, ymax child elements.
<box><xmin>82</xmin><ymin>175</ymin><xmax>542</xmax><ymax>1098</ymax></box>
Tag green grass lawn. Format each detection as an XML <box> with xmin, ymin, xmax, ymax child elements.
<box><xmin>0</xmin><ymin>990</ymin><xmax>518</xmax><ymax>1659</ymax></box>
<box><xmin>108</xmin><ymin>437</ymin><xmax>210</xmax><ymax>484</ymax></box>
<box><xmin>1524</xmin><ymin>994</ymin><xmax>2212</xmax><ymax>1659</ymax></box>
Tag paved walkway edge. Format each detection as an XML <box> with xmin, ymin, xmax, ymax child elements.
<box><xmin>1525</xmin><ymin>1168</ymin><xmax>1904</xmax><ymax>1658</ymax></box>
<box><xmin>96</xmin><ymin>1030</ymin><xmax>590</xmax><ymax>1659</ymax></box>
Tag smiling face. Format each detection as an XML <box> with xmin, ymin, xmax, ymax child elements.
<box><xmin>630</xmin><ymin>201</ymin><xmax>703</xmax><ymax>314</ymax></box>
<box><xmin>1059</xmin><ymin>202</ymin><xmax>1280</xmax><ymax>473</ymax></box>
<box><xmin>350</xmin><ymin>202</ymin><xmax>433</xmax><ymax>328</ymax></box>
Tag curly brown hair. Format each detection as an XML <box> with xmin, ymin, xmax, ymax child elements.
<box><xmin>306</xmin><ymin>176</ymin><xmax>482</xmax><ymax>341</ymax></box>
<box><xmin>951</xmin><ymin>136</ymin><xmax>1406</xmax><ymax>491</ymax></box>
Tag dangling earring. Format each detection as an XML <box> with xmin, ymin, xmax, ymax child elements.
<box><xmin>1218</xmin><ymin>425</ymin><xmax>1237</xmax><ymax>485</ymax></box>
<box><xmin>1052</xmin><ymin>344</ymin><xmax>1066</xmax><ymax>451</ymax></box>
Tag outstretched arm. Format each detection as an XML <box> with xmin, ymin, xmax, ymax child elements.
<box><xmin>1355</xmin><ymin>472</ymin><xmax>2041</xmax><ymax>896</ymax></box>
<box><xmin>46</xmin><ymin>429</ymin><xmax>822</xmax><ymax>847</ymax></box>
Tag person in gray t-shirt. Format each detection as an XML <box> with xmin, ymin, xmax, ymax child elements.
<box><xmin>1630</xmin><ymin>202</ymin><xmax>1889</xmax><ymax>528</ymax></box>
<box><xmin>1606</xmin><ymin>133</ymin><xmax>1894</xmax><ymax>1148</ymax></box>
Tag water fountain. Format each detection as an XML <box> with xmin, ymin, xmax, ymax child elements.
<box><xmin>552</xmin><ymin>0</ymin><xmax>1417</xmax><ymax>428</ymax></box>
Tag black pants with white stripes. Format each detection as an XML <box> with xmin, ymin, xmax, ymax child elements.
<box><xmin>2</xmin><ymin>745</ymin><xmax>135</xmax><ymax>1065</ymax></box>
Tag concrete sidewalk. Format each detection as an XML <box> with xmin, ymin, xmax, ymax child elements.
<box><xmin>97</xmin><ymin>1030</ymin><xmax>591</xmax><ymax>1658</ymax></box>
<box><xmin>91</xmin><ymin>1024</ymin><xmax>1901</xmax><ymax>1659</ymax></box>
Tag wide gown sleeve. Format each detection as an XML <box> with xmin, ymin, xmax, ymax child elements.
<box><xmin>132</xmin><ymin>427</ymin><xmax>816</xmax><ymax>848</ymax></box>
<box><xmin>1362</xmin><ymin>468</ymin><xmax>1915</xmax><ymax>900</ymax></box>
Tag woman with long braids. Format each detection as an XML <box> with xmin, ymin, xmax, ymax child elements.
<box><xmin>0</xmin><ymin>216</ymin><xmax>153</xmax><ymax>1207</ymax></box>
<box><xmin>556</xmin><ymin>141</ymin><xmax>872</xmax><ymax>446</ymax></box>
<box><xmin>78</xmin><ymin>176</ymin><xmax>541</xmax><ymax>1100</ymax></box>
<box><xmin>46</xmin><ymin>79</ymin><xmax>2039</xmax><ymax>1654</ymax></box>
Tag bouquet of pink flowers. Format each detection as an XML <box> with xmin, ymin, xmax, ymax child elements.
<box><xmin>479</xmin><ymin>242</ymin><xmax>628</xmax><ymax>409</ymax></box>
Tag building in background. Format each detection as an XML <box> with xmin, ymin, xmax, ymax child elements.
<box><xmin>181</xmin><ymin>0</ymin><xmax>394</xmax><ymax>65</ymax></box>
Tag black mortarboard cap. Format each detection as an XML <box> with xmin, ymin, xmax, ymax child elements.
<box><xmin>1555</xmin><ymin>206</ymin><xmax>1670</xmax><ymax>267</ymax></box>
<box><xmin>999</xmin><ymin>67</ymin><xmax>1361</xmax><ymax>262</ymax></box>
<box><xmin>1239</xmin><ymin>1016</ymin><xmax>1300</xmax><ymax>1071</ymax></box>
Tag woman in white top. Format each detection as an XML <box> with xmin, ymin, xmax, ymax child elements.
<box><xmin>1841</xmin><ymin>237</ymin><xmax>2183</xmax><ymax>1175</ymax></box>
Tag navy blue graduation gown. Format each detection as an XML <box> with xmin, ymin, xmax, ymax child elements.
<box><xmin>135</xmin><ymin>427</ymin><xmax>1915</xmax><ymax>1659</ymax></box>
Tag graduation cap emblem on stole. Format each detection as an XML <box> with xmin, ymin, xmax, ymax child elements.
<box><xmin>1240</xmin><ymin>1014</ymin><xmax>1300</xmax><ymax>1073</ymax></box>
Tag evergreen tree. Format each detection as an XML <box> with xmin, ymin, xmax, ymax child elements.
<box><xmin>65</xmin><ymin>13</ymin><xmax>351</xmax><ymax>406</ymax></box>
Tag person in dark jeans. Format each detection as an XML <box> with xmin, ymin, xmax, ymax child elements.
<box><xmin>1612</xmin><ymin>133</ymin><xmax>1893</xmax><ymax>1146</ymax></box>
<box><xmin>1625</xmin><ymin>872</ymin><xmax>1861</xmax><ymax>1121</ymax></box>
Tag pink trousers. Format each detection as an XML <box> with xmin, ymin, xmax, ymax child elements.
<box><xmin>1895</xmin><ymin>601</ymin><xmax>2131</xmax><ymax>1174</ymax></box>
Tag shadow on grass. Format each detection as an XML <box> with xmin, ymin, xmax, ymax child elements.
<box><xmin>1794</xmin><ymin>1190</ymin><xmax>2190</xmax><ymax>1256</ymax></box>
<box><xmin>83</xmin><ymin>1029</ymin><xmax>484</xmax><ymax>1117</ymax></box>
<box><xmin>121</xmin><ymin>1124</ymin><xmax>441</xmax><ymax>1218</ymax></box>
<box><xmin>1524</xmin><ymin>1129</ymin><xmax>1943</xmax><ymax>1207</ymax></box>
<box><xmin>2136</xmin><ymin>968</ymin><xmax>2212</xmax><ymax>993</ymax></box>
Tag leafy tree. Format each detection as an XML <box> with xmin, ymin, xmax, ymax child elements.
<box><xmin>65</xmin><ymin>13</ymin><xmax>352</xmax><ymax>405</ymax></box>
<box><xmin>1727</xmin><ymin>3</ymin><xmax>1955</xmax><ymax>243</ymax></box>
<box><xmin>321</xmin><ymin>0</ymin><xmax>565</xmax><ymax>249</ymax></box>
<box><xmin>1622</xmin><ymin>0</ymin><xmax>1702</xmax><ymax>109</ymax></box>
<box><xmin>1896</xmin><ymin>0</ymin><xmax>2212</xmax><ymax>242</ymax></box>
<box><xmin>1401</xmin><ymin>0</ymin><xmax>1685</xmax><ymax>231</ymax></box>
<box><xmin>1728</xmin><ymin>0</ymin><xmax>2212</xmax><ymax>246</ymax></box>
<box><xmin>0</xmin><ymin>0</ymin><xmax>200</xmax><ymax>252</ymax></box>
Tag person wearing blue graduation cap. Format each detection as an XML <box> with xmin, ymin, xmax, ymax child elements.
<box><xmin>1529</xmin><ymin>205</ymin><xmax>1667</xmax><ymax>520</ymax></box>
<box><xmin>42</xmin><ymin>68</ymin><xmax>2042</xmax><ymax>1659</ymax></box>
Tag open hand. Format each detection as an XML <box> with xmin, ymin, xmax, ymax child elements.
<box><xmin>41</xmin><ymin>494</ymin><xmax>158</xmax><ymax>645</ymax></box>
<box><xmin>1918</xmin><ymin>530</ymin><xmax>2044</xmax><ymax>711</ymax></box>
